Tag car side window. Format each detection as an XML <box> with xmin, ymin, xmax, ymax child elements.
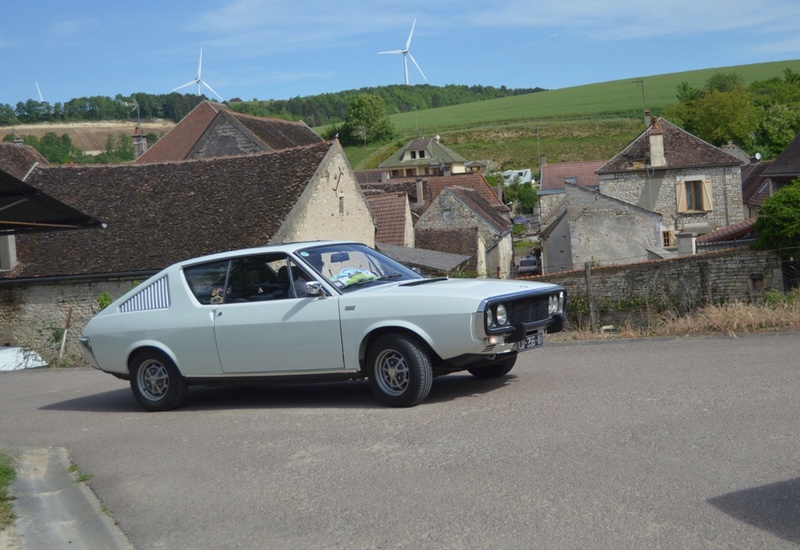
<box><xmin>184</xmin><ymin>260</ymin><xmax>232</xmax><ymax>305</ymax></box>
<box><xmin>228</xmin><ymin>255</ymin><xmax>317</xmax><ymax>302</ymax></box>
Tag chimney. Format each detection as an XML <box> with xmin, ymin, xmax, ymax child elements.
<box><xmin>0</xmin><ymin>235</ymin><xmax>17</xmax><ymax>271</ymax></box>
<box><xmin>644</xmin><ymin>109</ymin><xmax>652</xmax><ymax>128</ymax></box>
<box><xmin>132</xmin><ymin>126</ymin><xmax>148</xmax><ymax>158</ymax></box>
<box><xmin>416</xmin><ymin>177</ymin><xmax>425</xmax><ymax>206</ymax></box>
<box><xmin>648</xmin><ymin>117</ymin><xmax>666</xmax><ymax>168</ymax></box>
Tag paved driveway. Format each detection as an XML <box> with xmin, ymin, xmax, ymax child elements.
<box><xmin>1</xmin><ymin>332</ymin><xmax>799</xmax><ymax>549</ymax></box>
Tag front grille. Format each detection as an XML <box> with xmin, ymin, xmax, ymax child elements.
<box><xmin>507</xmin><ymin>295</ymin><xmax>550</xmax><ymax>324</ymax></box>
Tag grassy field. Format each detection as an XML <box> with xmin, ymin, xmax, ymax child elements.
<box><xmin>343</xmin><ymin>58</ymin><xmax>800</xmax><ymax>170</ymax></box>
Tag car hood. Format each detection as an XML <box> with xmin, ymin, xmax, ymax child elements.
<box><xmin>347</xmin><ymin>277</ymin><xmax>562</xmax><ymax>302</ymax></box>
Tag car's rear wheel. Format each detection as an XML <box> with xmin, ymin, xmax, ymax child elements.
<box><xmin>367</xmin><ymin>334</ymin><xmax>433</xmax><ymax>407</ymax></box>
<box><xmin>130</xmin><ymin>350</ymin><xmax>188</xmax><ymax>412</ymax></box>
<box><xmin>468</xmin><ymin>354</ymin><xmax>517</xmax><ymax>379</ymax></box>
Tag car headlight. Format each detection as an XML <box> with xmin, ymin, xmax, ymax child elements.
<box><xmin>485</xmin><ymin>303</ymin><xmax>509</xmax><ymax>330</ymax></box>
<box><xmin>495</xmin><ymin>304</ymin><xmax>508</xmax><ymax>325</ymax></box>
<box><xmin>549</xmin><ymin>292</ymin><xmax>564</xmax><ymax>314</ymax></box>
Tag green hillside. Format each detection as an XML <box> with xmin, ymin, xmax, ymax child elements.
<box><xmin>343</xmin><ymin>59</ymin><xmax>800</xmax><ymax>172</ymax></box>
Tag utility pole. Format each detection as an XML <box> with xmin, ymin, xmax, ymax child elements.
<box><xmin>631</xmin><ymin>80</ymin><xmax>646</xmax><ymax>126</ymax></box>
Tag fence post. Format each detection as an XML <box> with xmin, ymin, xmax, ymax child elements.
<box><xmin>584</xmin><ymin>262</ymin><xmax>597</xmax><ymax>332</ymax></box>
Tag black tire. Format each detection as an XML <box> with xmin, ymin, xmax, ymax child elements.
<box><xmin>367</xmin><ymin>333</ymin><xmax>433</xmax><ymax>407</ymax></box>
<box><xmin>129</xmin><ymin>350</ymin><xmax>188</xmax><ymax>412</ymax></box>
<box><xmin>468</xmin><ymin>354</ymin><xmax>517</xmax><ymax>379</ymax></box>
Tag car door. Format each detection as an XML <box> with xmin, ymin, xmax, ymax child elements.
<box><xmin>211</xmin><ymin>254</ymin><xmax>345</xmax><ymax>374</ymax></box>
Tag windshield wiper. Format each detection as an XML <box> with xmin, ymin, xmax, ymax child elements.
<box><xmin>377</xmin><ymin>273</ymin><xmax>403</xmax><ymax>281</ymax></box>
<box><xmin>400</xmin><ymin>278</ymin><xmax>447</xmax><ymax>286</ymax></box>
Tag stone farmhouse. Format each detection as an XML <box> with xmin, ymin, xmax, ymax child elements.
<box><xmin>537</xmin><ymin>159</ymin><xmax>605</xmax><ymax>220</ymax></box>
<box><xmin>0</xmin><ymin>139</ymin><xmax>374</xmax><ymax>359</ymax></box>
<box><xmin>538</xmin><ymin>117</ymin><xmax>745</xmax><ymax>273</ymax></box>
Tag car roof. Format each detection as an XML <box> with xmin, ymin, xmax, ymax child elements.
<box><xmin>173</xmin><ymin>241</ymin><xmax>362</xmax><ymax>268</ymax></box>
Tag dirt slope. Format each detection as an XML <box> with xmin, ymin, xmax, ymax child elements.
<box><xmin>0</xmin><ymin>121</ymin><xmax>175</xmax><ymax>154</ymax></box>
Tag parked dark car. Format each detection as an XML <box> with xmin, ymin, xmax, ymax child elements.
<box><xmin>518</xmin><ymin>256</ymin><xmax>540</xmax><ymax>275</ymax></box>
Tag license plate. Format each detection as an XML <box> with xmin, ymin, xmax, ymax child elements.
<box><xmin>516</xmin><ymin>332</ymin><xmax>544</xmax><ymax>352</ymax></box>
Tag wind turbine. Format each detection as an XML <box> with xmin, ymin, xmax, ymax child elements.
<box><xmin>378</xmin><ymin>19</ymin><xmax>427</xmax><ymax>85</ymax></box>
<box><xmin>172</xmin><ymin>47</ymin><xmax>223</xmax><ymax>100</ymax></box>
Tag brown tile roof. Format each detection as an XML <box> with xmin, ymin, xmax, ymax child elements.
<box><xmin>134</xmin><ymin>101</ymin><xmax>321</xmax><ymax>164</ymax></box>
<box><xmin>367</xmin><ymin>193</ymin><xmax>408</xmax><ymax>246</ymax></box>
<box><xmin>540</xmin><ymin>160</ymin><xmax>605</xmax><ymax>191</ymax></box>
<box><xmin>741</xmin><ymin>160</ymin><xmax>774</xmax><ymax>206</ymax></box>
<box><xmin>229</xmin><ymin>111</ymin><xmax>321</xmax><ymax>150</ymax></box>
<box><xmin>134</xmin><ymin>101</ymin><xmax>224</xmax><ymax>164</ymax></box>
<box><xmin>363</xmin><ymin>173</ymin><xmax>507</xmax><ymax>213</ymax></box>
<box><xmin>415</xmin><ymin>227</ymin><xmax>479</xmax><ymax>270</ymax></box>
<box><xmin>4</xmin><ymin>141</ymin><xmax>334</xmax><ymax>279</ymax></box>
<box><xmin>696</xmin><ymin>218</ymin><xmax>757</xmax><ymax>243</ymax></box>
<box><xmin>762</xmin><ymin>129</ymin><xmax>800</xmax><ymax>178</ymax></box>
<box><xmin>0</xmin><ymin>143</ymin><xmax>48</xmax><ymax>180</ymax></box>
<box><xmin>598</xmin><ymin>118</ymin><xmax>741</xmax><ymax>173</ymax></box>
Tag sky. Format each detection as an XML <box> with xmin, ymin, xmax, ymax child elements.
<box><xmin>2</xmin><ymin>0</ymin><xmax>800</xmax><ymax>106</ymax></box>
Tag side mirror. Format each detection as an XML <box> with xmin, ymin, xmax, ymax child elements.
<box><xmin>305</xmin><ymin>282</ymin><xmax>325</xmax><ymax>298</ymax></box>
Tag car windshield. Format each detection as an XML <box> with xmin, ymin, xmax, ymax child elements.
<box><xmin>295</xmin><ymin>244</ymin><xmax>423</xmax><ymax>293</ymax></box>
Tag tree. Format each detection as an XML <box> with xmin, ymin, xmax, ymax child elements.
<box><xmin>340</xmin><ymin>94</ymin><xmax>394</xmax><ymax>146</ymax></box>
<box><xmin>753</xmin><ymin>179</ymin><xmax>800</xmax><ymax>251</ymax></box>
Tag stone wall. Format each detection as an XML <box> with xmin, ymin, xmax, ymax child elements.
<box><xmin>531</xmin><ymin>248</ymin><xmax>784</xmax><ymax>329</ymax></box>
<box><xmin>0</xmin><ymin>276</ymin><xmax>141</xmax><ymax>365</ymax></box>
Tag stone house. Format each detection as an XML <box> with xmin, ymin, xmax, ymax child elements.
<box><xmin>378</xmin><ymin>136</ymin><xmax>468</xmax><ymax>178</ymax></box>
<box><xmin>0</xmin><ymin>140</ymin><xmax>375</xmax><ymax>361</ymax></box>
<box><xmin>597</xmin><ymin>118</ymin><xmax>744</xmax><ymax>247</ymax></box>
<box><xmin>539</xmin><ymin>183</ymin><xmax>663</xmax><ymax>273</ymax></box>
<box><xmin>415</xmin><ymin>186</ymin><xmax>513</xmax><ymax>277</ymax></box>
<box><xmin>134</xmin><ymin>100</ymin><xmax>322</xmax><ymax>164</ymax></box>
<box><xmin>537</xmin><ymin>159</ymin><xmax>605</xmax><ymax>220</ymax></box>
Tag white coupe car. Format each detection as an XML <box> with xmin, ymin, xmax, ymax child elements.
<box><xmin>80</xmin><ymin>241</ymin><xmax>566</xmax><ymax>410</ymax></box>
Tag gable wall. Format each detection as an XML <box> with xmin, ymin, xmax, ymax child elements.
<box><xmin>598</xmin><ymin>165</ymin><xmax>743</xmax><ymax>233</ymax></box>
<box><xmin>271</xmin><ymin>145</ymin><xmax>375</xmax><ymax>246</ymax></box>
<box><xmin>566</xmin><ymin>186</ymin><xmax>662</xmax><ymax>269</ymax></box>
<box><xmin>193</xmin><ymin>119</ymin><xmax>265</xmax><ymax>158</ymax></box>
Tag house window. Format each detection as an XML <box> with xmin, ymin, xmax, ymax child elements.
<box><xmin>419</xmin><ymin>150</ymin><xmax>425</xmax><ymax>158</ymax></box>
<box><xmin>662</xmin><ymin>231</ymin><xmax>676</xmax><ymax>247</ymax></box>
<box><xmin>676</xmin><ymin>179</ymin><xmax>713</xmax><ymax>212</ymax></box>
<box><xmin>410</xmin><ymin>151</ymin><xmax>417</xmax><ymax>159</ymax></box>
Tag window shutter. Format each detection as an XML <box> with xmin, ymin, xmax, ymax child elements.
<box><xmin>675</xmin><ymin>181</ymin><xmax>687</xmax><ymax>212</ymax></box>
<box><xmin>701</xmin><ymin>180</ymin><xmax>713</xmax><ymax>211</ymax></box>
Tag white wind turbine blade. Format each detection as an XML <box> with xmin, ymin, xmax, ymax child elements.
<box><xmin>377</xmin><ymin>49</ymin><xmax>405</xmax><ymax>55</ymax></box>
<box><xmin>197</xmin><ymin>47</ymin><xmax>203</xmax><ymax>80</ymax></box>
<box><xmin>408</xmin><ymin>52</ymin><xmax>427</xmax><ymax>83</ymax></box>
<box><xmin>172</xmin><ymin>79</ymin><xmax>199</xmax><ymax>93</ymax></box>
<box><xmin>201</xmin><ymin>80</ymin><xmax>224</xmax><ymax>101</ymax></box>
<box><xmin>36</xmin><ymin>81</ymin><xmax>44</xmax><ymax>102</ymax></box>
<box><xmin>406</xmin><ymin>19</ymin><xmax>416</xmax><ymax>51</ymax></box>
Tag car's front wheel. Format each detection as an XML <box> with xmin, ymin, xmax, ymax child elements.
<box><xmin>129</xmin><ymin>350</ymin><xmax>188</xmax><ymax>412</ymax></box>
<box><xmin>468</xmin><ymin>354</ymin><xmax>517</xmax><ymax>379</ymax></box>
<box><xmin>367</xmin><ymin>334</ymin><xmax>433</xmax><ymax>407</ymax></box>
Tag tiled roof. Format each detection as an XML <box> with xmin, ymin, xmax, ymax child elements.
<box><xmin>228</xmin><ymin>111</ymin><xmax>322</xmax><ymax>150</ymax></box>
<box><xmin>134</xmin><ymin>101</ymin><xmax>321</xmax><ymax>164</ymax></box>
<box><xmin>741</xmin><ymin>160</ymin><xmax>774</xmax><ymax>206</ymax></box>
<box><xmin>0</xmin><ymin>143</ymin><xmax>48</xmax><ymax>180</ymax></box>
<box><xmin>4</xmin><ymin>141</ymin><xmax>334</xmax><ymax>279</ymax></box>
<box><xmin>415</xmin><ymin>227</ymin><xmax>479</xmax><ymax>270</ymax></box>
<box><xmin>367</xmin><ymin>193</ymin><xmax>408</xmax><ymax>246</ymax></box>
<box><xmin>762</xmin><ymin>129</ymin><xmax>800</xmax><ymax>178</ymax></box>
<box><xmin>362</xmin><ymin>173</ymin><xmax>507</xmax><ymax>215</ymax></box>
<box><xmin>540</xmin><ymin>160</ymin><xmax>605</xmax><ymax>191</ymax></box>
<box><xmin>598</xmin><ymin>118</ymin><xmax>741</xmax><ymax>173</ymax></box>
<box><xmin>134</xmin><ymin>101</ymin><xmax>224</xmax><ymax>164</ymax></box>
<box><xmin>696</xmin><ymin>218</ymin><xmax>757</xmax><ymax>243</ymax></box>
<box><xmin>376</xmin><ymin>242</ymin><xmax>470</xmax><ymax>273</ymax></box>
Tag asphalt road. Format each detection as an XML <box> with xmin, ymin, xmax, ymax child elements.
<box><xmin>1</xmin><ymin>332</ymin><xmax>799</xmax><ymax>549</ymax></box>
